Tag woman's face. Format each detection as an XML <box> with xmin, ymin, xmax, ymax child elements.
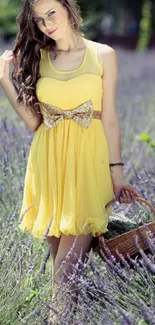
<box><xmin>32</xmin><ymin>0</ymin><xmax>71</xmax><ymax>39</ymax></box>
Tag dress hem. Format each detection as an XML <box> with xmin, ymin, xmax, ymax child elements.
<box><xmin>18</xmin><ymin>223</ymin><xmax>110</xmax><ymax>239</ymax></box>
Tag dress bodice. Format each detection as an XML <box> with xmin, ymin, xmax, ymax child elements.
<box><xmin>35</xmin><ymin>39</ymin><xmax>104</xmax><ymax>112</ymax></box>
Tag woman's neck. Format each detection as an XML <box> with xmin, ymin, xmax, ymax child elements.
<box><xmin>53</xmin><ymin>33</ymin><xmax>83</xmax><ymax>52</ymax></box>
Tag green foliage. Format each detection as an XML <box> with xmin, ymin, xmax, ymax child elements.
<box><xmin>135</xmin><ymin>132</ymin><xmax>155</xmax><ymax>150</ymax></box>
<box><xmin>0</xmin><ymin>0</ymin><xmax>21</xmax><ymax>39</ymax></box>
<box><xmin>136</xmin><ymin>0</ymin><xmax>153</xmax><ymax>51</ymax></box>
<box><xmin>0</xmin><ymin>0</ymin><xmax>155</xmax><ymax>40</ymax></box>
<box><xmin>82</xmin><ymin>12</ymin><xmax>103</xmax><ymax>39</ymax></box>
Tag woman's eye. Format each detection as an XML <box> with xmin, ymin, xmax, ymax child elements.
<box><xmin>34</xmin><ymin>18</ymin><xmax>42</xmax><ymax>24</ymax></box>
<box><xmin>34</xmin><ymin>11</ymin><xmax>55</xmax><ymax>24</ymax></box>
<box><xmin>49</xmin><ymin>11</ymin><xmax>55</xmax><ymax>16</ymax></box>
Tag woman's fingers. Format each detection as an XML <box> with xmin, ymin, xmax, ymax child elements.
<box><xmin>123</xmin><ymin>190</ymin><xmax>131</xmax><ymax>203</ymax></box>
<box><xmin>119</xmin><ymin>189</ymin><xmax>135</xmax><ymax>204</ymax></box>
<box><xmin>125</xmin><ymin>190</ymin><xmax>134</xmax><ymax>203</ymax></box>
<box><xmin>0</xmin><ymin>50</ymin><xmax>15</xmax><ymax>81</ymax></box>
<box><xmin>119</xmin><ymin>190</ymin><xmax>126</xmax><ymax>203</ymax></box>
<box><xmin>1</xmin><ymin>50</ymin><xmax>14</xmax><ymax>61</ymax></box>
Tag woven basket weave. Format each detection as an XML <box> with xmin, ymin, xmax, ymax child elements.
<box><xmin>91</xmin><ymin>194</ymin><xmax>155</xmax><ymax>262</ymax></box>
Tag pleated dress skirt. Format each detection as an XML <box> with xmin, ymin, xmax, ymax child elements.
<box><xmin>18</xmin><ymin>116</ymin><xmax>114</xmax><ymax>239</ymax></box>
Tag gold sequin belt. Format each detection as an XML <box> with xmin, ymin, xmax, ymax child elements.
<box><xmin>40</xmin><ymin>99</ymin><xmax>101</xmax><ymax>129</ymax></box>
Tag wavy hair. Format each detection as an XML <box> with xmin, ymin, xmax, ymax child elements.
<box><xmin>12</xmin><ymin>0</ymin><xmax>83</xmax><ymax>116</ymax></box>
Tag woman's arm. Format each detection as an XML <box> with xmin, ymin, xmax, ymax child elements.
<box><xmin>1</xmin><ymin>78</ymin><xmax>42</xmax><ymax>133</ymax></box>
<box><xmin>99</xmin><ymin>45</ymin><xmax>125</xmax><ymax>182</ymax></box>
<box><xmin>98</xmin><ymin>45</ymin><xmax>139</xmax><ymax>203</ymax></box>
<box><xmin>0</xmin><ymin>50</ymin><xmax>42</xmax><ymax>132</ymax></box>
<box><xmin>1</xmin><ymin>79</ymin><xmax>42</xmax><ymax>132</ymax></box>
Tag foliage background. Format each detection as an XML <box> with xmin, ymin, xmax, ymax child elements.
<box><xmin>0</xmin><ymin>0</ymin><xmax>155</xmax><ymax>42</ymax></box>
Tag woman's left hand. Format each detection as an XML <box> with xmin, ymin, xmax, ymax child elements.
<box><xmin>112</xmin><ymin>178</ymin><xmax>140</xmax><ymax>204</ymax></box>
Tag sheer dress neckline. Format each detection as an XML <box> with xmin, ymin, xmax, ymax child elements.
<box><xmin>47</xmin><ymin>41</ymin><xmax>88</xmax><ymax>74</ymax></box>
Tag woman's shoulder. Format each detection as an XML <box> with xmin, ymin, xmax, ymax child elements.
<box><xmin>85</xmin><ymin>38</ymin><xmax>116</xmax><ymax>72</ymax></box>
<box><xmin>85</xmin><ymin>38</ymin><xmax>115</xmax><ymax>53</ymax></box>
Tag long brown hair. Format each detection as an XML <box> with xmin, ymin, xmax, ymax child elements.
<box><xmin>12</xmin><ymin>0</ymin><xmax>83</xmax><ymax>116</ymax></box>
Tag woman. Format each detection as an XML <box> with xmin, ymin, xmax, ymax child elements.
<box><xmin>0</xmin><ymin>0</ymin><xmax>138</xmax><ymax>323</ymax></box>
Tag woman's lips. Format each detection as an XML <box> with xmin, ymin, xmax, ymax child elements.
<box><xmin>48</xmin><ymin>28</ymin><xmax>57</xmax><ymax>35</ymax></box>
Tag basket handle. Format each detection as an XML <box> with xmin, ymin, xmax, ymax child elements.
<box><xmin>97</xmin><ymin>193</ymin><xmax>155</xmax><ymax>239</ymax></box>
<box><xmin>105</xmin><ymin>193</ymin><xmax>155</xmax><ymax>216</ymax></box>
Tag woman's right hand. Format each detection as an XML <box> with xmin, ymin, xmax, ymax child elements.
<box><xmin>0</xmin><ymin>50</ymin><xmax>15</xmax><ymax>84</ymax></box>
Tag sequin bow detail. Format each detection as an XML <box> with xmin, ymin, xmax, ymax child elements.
<box><xmin>41</xmin><ymin>99</ymin><xmax>94</xmax><ymax>129</ymax></box>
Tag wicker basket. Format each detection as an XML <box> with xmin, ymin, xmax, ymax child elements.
<box><xmin>91</xmin><ymin>194</ymin><xmax>155</xmax><ymax>263</ymax></box>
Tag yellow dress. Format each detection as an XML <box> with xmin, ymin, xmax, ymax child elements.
<box><xmin>18</xmin><ymin>39</ymin><xmax>114</xmax><ymax>239</ymax></box>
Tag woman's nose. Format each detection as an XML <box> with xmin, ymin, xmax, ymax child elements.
<box><xmin>43</xmin><ymin>18</ymin><xmax>54</xmax><ymax>29</ymax></box>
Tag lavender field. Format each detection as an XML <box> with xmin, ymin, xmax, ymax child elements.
<box><xmin>0</xmin><ymin>41</ymin><xmax>155</xmax><ymax>325</ymax></box>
